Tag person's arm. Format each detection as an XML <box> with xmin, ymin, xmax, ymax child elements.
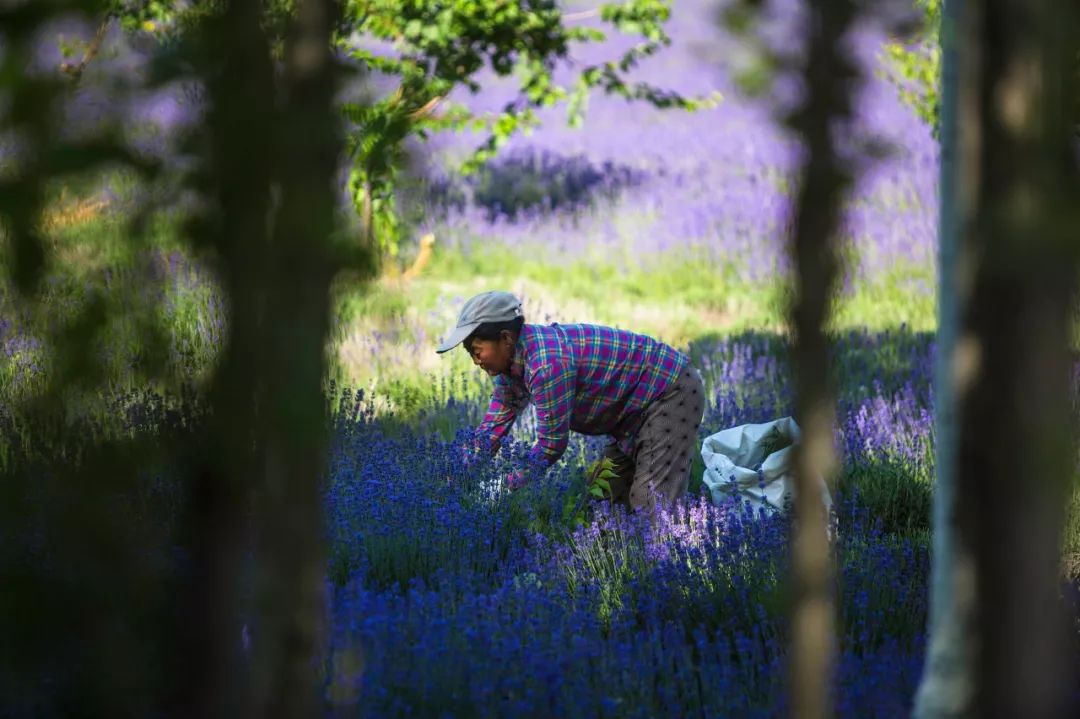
<box><xmin>463</xmin><ymin>376</ymin><xmax>519</xmax><ymax>466</ymax></box>
<box><xmin>524</xmin><ymin>359</ymin><xmax>575</xmax><ymax>472</ymax></box>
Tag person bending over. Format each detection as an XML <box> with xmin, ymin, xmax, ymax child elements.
<box><xmin>436</xmin><ymin>290</ymin><xmax>705</xmax><ymax>512</ymax></box>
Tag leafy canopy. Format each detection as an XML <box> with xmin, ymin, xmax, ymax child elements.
<box><xmin>883</xmin><ymin>0</ymin><xmax>1078</xmax><ymax>139</ymax></box>
<box><xmin>94</xmin><ymin>0</ymin><xmax>721</xmax><ymax>262</ymax></box>
<box><xmin>881</xmin><ymin>0</ymin><xmax>940</xmax><ymax>137</ymax></box>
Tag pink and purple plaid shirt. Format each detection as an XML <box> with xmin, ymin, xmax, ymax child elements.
<box><xmin>476</xmin><ymin>323</ymin><xmax>689</xmax><ymax>469</ymax></box>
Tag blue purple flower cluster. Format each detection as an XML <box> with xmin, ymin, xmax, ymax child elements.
<box><xmin>319</xmin><ymin>329</ymin><xmax>936</xmax><ymax>717</ymax></box>
<box><xmin>8</xmin><ymin>2</ymin><xmax>1076</xmax><ymax>714</ymax></box>
<box><xmin>408</xmin><ymin>0</ymin><xmax>938</xmax><ymax>284</ymax></box>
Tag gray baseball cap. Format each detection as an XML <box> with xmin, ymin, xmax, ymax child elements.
<box><xmin>435</xmin><ymin>291</ymin><xmax>523</xmax><ymax>354</ymax></box>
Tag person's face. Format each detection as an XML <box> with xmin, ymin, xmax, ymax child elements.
<box><xmin>465</xmin><ymin>330</ymin><xmax>515</xmax><ymax>376</ymax></box>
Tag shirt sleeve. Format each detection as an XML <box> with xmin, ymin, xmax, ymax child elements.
<box><xmin>527</xmin><ymin>360</ymin><xmax>575</xmax><ymax>467</ymax></box>
<box><xmin>475</xmin><ymin>376</ymin><xmax>519</xmax><ymax>456</ymax></box>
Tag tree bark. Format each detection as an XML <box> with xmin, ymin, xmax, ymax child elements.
<box><xmin>915</xmin><ymin>0</ymin><xmax>1080</xmax><ymax>717</ymax></box>
<box><xmin>183</xmin><ymin>1</ymin><xmax>357</xmax><ymax>716</ymax></box>
<box><xmin>785</xmin><ymin>1</ymin><xmax>860</xmax><ymax>717</ymax></box>
<box><xmin>967</xmin><ymin>0</ymin><xmax>1079</xmax><ymax>715</ymax></box>
<box><xmin>248</xmin><ymin>0</ymin><xmax>349</xmax><ymax>716</ymax></box>
<box><xmin>180</xmin><ymin>0</ymin><xmax>276</xmax><ymax>715</ymax></box>
<box><xmin>60</xmin><ymin>18</ymin><xmax>109</xmax><ymax>83</ymax></box>
<box><xmin>913</xmin><ymin>0</ymin><xmax>981</xmax><ymax>714</ymax></box>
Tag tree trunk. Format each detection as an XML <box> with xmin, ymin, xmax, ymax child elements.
<box><xmin>181</xmin><ymin>0</ymin><xmax>359</xmax><ymax>714</ymax></box>
<box><xmin>912</xmin><ymin>0</ymin><xmax>981</xmax><ymax>714</ymax></box>
<box><xmin>915</xmin><ymin>0</ymin><xmax>1080</xmax><ymax>717</ymax></box>
<box><xmin>785</xmin><ymin>1</ymin><xmax>860</xmax><ymax>717</ymax></box>
<box><xmin>248</xmin><ymin>0</ymin><xmax>350</xmax><ymax>716</ymax></box>
<box><xmin>966</xmin><ymin>0</ymin><xmax>1079</xmax><ymax>715</ymax></box>
<box><xmin>180</xmin><ymin>0</ymin><xmax>276</xmax><ymax>715</ymax></box>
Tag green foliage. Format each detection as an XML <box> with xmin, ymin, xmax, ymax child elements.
<box><xmin>717</xmin><ymin>0</ymin><xmax>781</xmax><ymax>100</ymax></box>
<box><xmin>883</xmin><ymin>0</ymin><xmax>1079</xmax><ymax>139</ymax></box>
<box><xmin>334</xmin><ymin>0</ymin><xmax>719</xmax><ymax>259</ymax></box>
<box><xmin>104</xmin><ymin>1</ymin><xmax>211</xmax><ymax>37</ymax></box>
<box><xmin>838</xmin><ymin>460</ymin><xmax>933</xmax><ymax>536</ymax></box>
<box><xmin>102</xmin><ymin>1</ymin><xmax>719</xmax><ymax>263</ymax></box>
<box><xmin>5</xmin><ymin>0</ymin><xmax>355</xmax><ymax>709</ymax></box>
<box><xmin>756</xmin><ymin>423</ymin><xmax>793</xmax><ymax>459</ymax></box>
<box><xmin>1</xmin><ymin>2</ymin><xmax>188</xmax><ymax>707</ymax></box>
<box><xmin>589</xmin><ymin>458</ymin><xmax>616</xmax><ymax>499</ymax></box>
<box><xmin>562</xmin><ymin>455</ymin><xmax>617</xmax><ymax>527</ymax></box>
<box><xmin>881</xmin><ymin>0</ymin><xmax>941</xmax><ymax>137</ymax></box>
<box><xmin>1063</xmin><ymin>482</ymin><xmax>1080</xmax><ymax>577</ymax></box>
<box><xmin>108</xmin><ymin>1</ymin><xmax>177</xmax><ymax>29</ymax></box>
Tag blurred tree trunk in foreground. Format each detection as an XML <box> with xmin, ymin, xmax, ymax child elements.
<box><xmin>784</xmin><ymin>1</ymin><xmax>859</xmax><ymax>717</ymax></box>
<box><xmin>251</xmin><ymin>0</ymin><xmax>347</xmax><ymax>714</ymax></box>
<box><xmin>915</xmin><ymin>0</ymin><xmax>1080</xmax><ymax>717</ymax></box>
<box><xmin>178</xmin><ymin>0</ymin><xmax>276</xmax><ymax>713</ymax></box>
<box><xmin>0</xmin><ymin>2</ymin><xmax>177</xmax><ymax>715</ymax></box>
<box><xmin>0</xmin><ymin>0</ymin><xmax>358</xmax><ymax>715</ymax></box>
<box><xmin>180</xmin><ymin>0</ymin><xmax>353</xmax><ymax>716</ymax></box>
<box><xmin>913</xmin><ymin>0</ymin><xmax>979</xmax><ymax>713</ymax></box>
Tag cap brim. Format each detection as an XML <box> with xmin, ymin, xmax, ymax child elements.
<box><xmin>435</xmin><ymin>322</ymin><xmax>480</xmax><ymax>354</ymax></box>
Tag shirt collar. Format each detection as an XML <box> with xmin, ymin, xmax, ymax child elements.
<box><xmin>508</xmin><ymin>324</ymin><xmax>529</xmax><ymax>380</ymax></box>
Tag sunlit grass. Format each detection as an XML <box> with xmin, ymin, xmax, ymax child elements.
<box><xmin>8</xmin><ymin>195</ymin><xmax>1080</xmax><ymax>585</ymax></box>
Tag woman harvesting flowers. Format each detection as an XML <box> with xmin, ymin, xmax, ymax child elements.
<box><xmin>437</xmin><ymin>290</ymin><xmax>706</xmax><ymax>511</ymax></box>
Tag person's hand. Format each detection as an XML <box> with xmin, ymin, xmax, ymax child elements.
<box><xmin>505</xmin><ymin>470</ymin><xmax>527</xmax><ymax>491</ymax></box>
<box><xmin>460</xmin><ymin>441</ymin><xmax>487</xmax><ymax>471</ymax></box>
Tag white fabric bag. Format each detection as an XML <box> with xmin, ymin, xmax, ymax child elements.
<box><xmin>700</xmin><ymin>417</ymin><xmax>833</xmax><ymax>515</ymax></box>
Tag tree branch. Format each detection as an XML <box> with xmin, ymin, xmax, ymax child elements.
<box><xmin>59</xmin><ymin>19</ymin><xmax>110</xmax><ymax>84</ymax></box>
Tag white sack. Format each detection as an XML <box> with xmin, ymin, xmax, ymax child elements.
<box><xmin>700</xmin><ymin>417</ymin><xmax>833</xmax><ymax>516</ymax></box>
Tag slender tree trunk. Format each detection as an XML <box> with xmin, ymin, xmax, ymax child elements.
<box><xmin>181</xmin><ymin>0</ymin><xmax>275</xmax><ymax>715</ymax></box>
<box><xmin>913</xmin><ymin>0</ymin><xmax>981</xmax><ymax>714</ymax></box>
<box><xmin>916</xmin><ymin>0</ymin><xmax>1080</xmax><ymax>717</ymax></box>
<box><xmin>785</xmin><ymin>1</ymin><xmax>860</xmax><ymax>717</ymax></box>
<box><xmin>249</xmin><ymin>0</ymin><xmax>348</xmax><ymax>716</ymax></box>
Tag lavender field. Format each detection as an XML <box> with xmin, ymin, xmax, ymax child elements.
<box><xmin>3</xmin><ymin>0</ymin><xmax>1080</xmax><ymax>717</ymax></box>
<box><xmin>343</xmin><ymin>0</ymin><xmax>939</xmax><ymax>391</ymax></box>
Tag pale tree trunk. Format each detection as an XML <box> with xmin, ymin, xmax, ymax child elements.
<box><xmin>915</xmin><ymin>0</ymin><xmax>1080</xmax><ymax>717</ymax></box>
<box><xmin>785</xmin><ymin>1</ymin><xmax>860</xmax><ymax>717</ymax></box>
<box><xmin>913</xmin><ymin>0</ymin><xmax>980</xmax><ymax>714</ymax></box>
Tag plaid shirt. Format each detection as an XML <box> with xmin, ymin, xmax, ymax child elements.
<box><xmin>476</xmin><ymin>323</ymin><xmax>689</xmax><ymax>469</ymax></box>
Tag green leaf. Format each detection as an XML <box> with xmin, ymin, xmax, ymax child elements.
<box><xmin>103</xmin><ymin>0</ymin><xmax>720</xmax><ymax>267</ymax></box>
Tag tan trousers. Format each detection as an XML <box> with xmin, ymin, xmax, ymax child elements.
<box><xmin>593</xmin><ymin>366</ymin><xmax>706</xmax><ymax>512</ymax></box>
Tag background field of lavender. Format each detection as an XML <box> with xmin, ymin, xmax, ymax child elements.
<box><xmin>3</xmin><ymin>0</ymin><xmax>940</xmax><ymax>396</ymax></box>
<box><xmin>348</xmin><ymin>0</ymin><xmax>939</xmax><ymax>390</ymax></box>
<box><xmin>4</xmin><ymin>1</ymin><xmax>1080</xmax><ymax>717</ymax></box>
